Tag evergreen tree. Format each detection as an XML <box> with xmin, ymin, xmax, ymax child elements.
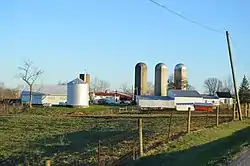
<box><xmin>239</xmin><ymin>75</ymin><xmax>250</xmax><ymax>103</ymax></box>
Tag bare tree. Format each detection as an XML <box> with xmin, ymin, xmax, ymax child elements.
<box><xmin>167</xmin><ymin>74</ymin><xmax>195</xmax><ymax>90</ymax></box>
<box><xmin>147</xmin><ymin>82</ymin><xmax>154</xmax><ymax>95</ymax></box>
<box><xmin>222</xmin><ymin>76</ymin><xmax>233</xmax><ymax>93</ymax></box>
<box><xmin>120</xmin><ymin>83</ymin><xmax>132</xmax><ymax>94</ymax></box>
<box><xmin>18</xmin><ymin>61</ymin><xmax>43</xmax><ymax>108</ymax></box>
<box><xmin>204</xmin><ymin>77</ymin><xmax>222</xmax><ymax>95</ymax></box>
<box><xmin>90</xmin><ymin>77</ymin><xmax>110</xmax><ymax>92</ymax></box>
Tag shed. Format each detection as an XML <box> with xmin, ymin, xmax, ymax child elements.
<box><xmin>21</xmin><ymin>84</ymin><xmax>67</xmax><ymax>105</ymax></box>
<box><xmin>216</xmin><ymin>92</ymin><xmax>233</xmax><ymax>105</ymax></box>
<box><xmin>136</xmin><ymin>95</ymin><xmax>175</xmax><ymax>110</ymax></box>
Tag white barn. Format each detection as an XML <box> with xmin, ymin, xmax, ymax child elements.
<box><xmin>216</xmin><ymin>92</ymin><xmax>234</xmax><ymax>105</ymax></box>
<box><xmin>21</xmin><ymin>84</ymin><xmax>67</xmax><ymax>105</ymax></box>
<box><xmin>168</xmin><ymin>90</ymin><xmax>204</xmax><ymax>111</ymax></box>
<box><xmin>203</xmin><ymin>95</ymin><xmax>220</xmax><ymax>106</ymax></box>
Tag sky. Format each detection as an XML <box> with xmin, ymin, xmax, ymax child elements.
<box><xmin>0</xmin><ymin>0</ymin><xmax>249</xmax><ymax>92</ymax></box>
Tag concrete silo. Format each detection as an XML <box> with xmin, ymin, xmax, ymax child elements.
<box><xmin>134</xmin><ymin>62</ymin><xmax>148</xmax><ymax>96</ymax></box>
<box><xmin>154</xmin><ymin>63</ymin><xmax>168</xmax><ymax>96</ymax></box>
<box><xmin>174</xmin><ymin>63</ymin><xmax>187</xmax><ymax>90</ymax></box>
<box><xmin>79</xmin><ymin>73</ymin><xmax>91</xmax><ymax>86</ymax></box>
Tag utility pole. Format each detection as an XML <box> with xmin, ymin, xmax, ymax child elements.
<box><xmin>226</xmin><ymin>31</ymin><xmax>242</xmax><ymax>120</ymax></box>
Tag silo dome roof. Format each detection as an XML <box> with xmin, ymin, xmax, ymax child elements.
<box><xmin>175</xmin><ymin>63</ymin><xmax>186</xmax><ymax>70</ymax></box>
<box><xmin>68</xmin><ymin>78</ymin><xmax>85</xmax><ymax>85</ymax></box>
<box><xmin>135</xmin><ymin>62</ymin><xmax>147</xmax><ymax>68</ymax></box>
<box><xmin>155</xmin><ymin>63</ymin><xmax>167</xmax><ymax>69</ymax></box>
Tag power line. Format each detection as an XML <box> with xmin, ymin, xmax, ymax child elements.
<box><xmin>149</xmin><ymin>0</ymin><xmax>224</xmax><ymax>34</ymax></box>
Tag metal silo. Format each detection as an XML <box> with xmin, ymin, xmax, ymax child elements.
<box><xmin>174</xmin><ymin>63</ymin><xmax>187</xmax><ymax>90</ymax></box>
<box><xmin>154</xmin><ymin>63</ymin><xmax>168</xmax><ymax>96</ymax></box>
<box><xmin>67</xmin><ymin>78</ymin><xmax>89</xmax><ymax>107</ymax></box>
<box><xmin>134</xmin><ymin>62</ymin><xmax>148</xmax><ymax>96</ymax></box>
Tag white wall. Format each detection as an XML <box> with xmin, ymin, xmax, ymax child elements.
<box><xmin>203</xmin><ymin>99</ymin><xmax>220</xmax><ymax>106</ymax></box>
<box><xmin>138</xmin><ymin>99</ymin><xmax>175</xmax><ymax>109</ymax></box>
<box><xmin>21</xmin><ymin>94</ymin><xmax>67</xmax><ymax>105</ymax></box>
<box><xmin>174</xmin><ymin>97</ymin><xmax>204</xmax><ymax>104</ymax></box>
<box><xmin>176</xmin><ymin>104</ymin><xmax>195</xmax><ymax>111</ymax></box>
<box><xmin>219</xmin><ymin>98</ymin><xmax>233</xmax><ymax>105</ymax></box>
<box><xmin>43</xmin><ymin>95</ymin><xmax>67</xmax><ymax>105</ymax></box>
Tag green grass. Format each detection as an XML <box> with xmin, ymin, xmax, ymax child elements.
<box><xmin>131</xmin><ymin>118</ymin><xmax>250</xmax><ymax>166</ymax></box>
<box><xmin>0</xmin><ymin>105</ymin><xmax>234</xmax><ymax>165</ymax></box>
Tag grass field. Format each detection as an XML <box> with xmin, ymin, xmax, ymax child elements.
<box><xmin>131</xmin><ymin>118</ymin><xmax>250</xmax><ymax>166</ymax></box>
<box><xmin>0</xmin><ymin>105</ymin><xmax>234</xmax><ymax>165</ymax></box>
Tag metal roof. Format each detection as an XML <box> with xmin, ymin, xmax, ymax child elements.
<box><xmin>68</xmin><ymin>78</ymin><xmax>85</xmax><ymax>85</ymax></box>
<box><xmin>170</xmin><ymin>90</ymin><xmax>201</xmax><ymax>98</ymax></box>
<box><xmin>136</xmin><ymin>95</ymin><xmax>174</xmax><ymax>100</ymax></box>
<box><xmin>216</xmin><ymin>92</ymin><xmax>232</xmax><ymax>98</ymax></box>
<box><xmin>21</xmin><ymin>84</ymin><xmax>67</xmax><ymax>95</ymax></box>
<box><xmin>203</xmin><ymin>95</ymin><xmax>219</xmax><ymax>99</ymax></box>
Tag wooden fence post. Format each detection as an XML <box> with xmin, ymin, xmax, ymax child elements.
<box><xmin>216</xmin><ymin>107</ymin><xmax>219</xmax><ymax>127</ymax></box>
<box><xmin>168</xmin><ymin>113</ymin><xmax>173</xmax><ymax>141</ymax></box>
<box><xmin>138</xmin><ymin>118</ymin><xmax>143</xmax><ymax>157</ymax></box>
<box><xmin>233</xmin><ymin>104</ymin><xmax>236</xmax><ymax>120</ymax></box>
<box><xmin>46</xmin><ymin>160</ymin><xmax>50</xmax><ymax>166</ymax></box>
<box><xmin>245</xmin><ymin>103</ymin><xmax>248</xmax><ymax>117</ymax></box>
<box><xmin>98</xmin><ymin>140</ymin><xmax>100</xmax><ymax>166</ymax></box>
<box><xmin>187</xmin><ymin>108</ymin><xmax>191</xmax><ymax>133</ymax></box>
<box><xmin>248</xmin><ymin>103</ymin><xmax>250</xmax><ymax>117</ymax></box>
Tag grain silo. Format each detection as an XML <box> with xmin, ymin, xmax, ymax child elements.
<box><xmin>134</xmin><ymin>62</ymin><xmax>148</xmax><ymax>96</ymax></box>
<box><xmin>79</xmin><ymin>73</ymin><xmax>91</xmax><ymax>86</ymax></box>
<box><xmin>154</xmin><ymin>63</ymin><xmax>168</xmax><ymax>96</ymax></box>
<box><xmin>174</xmin><ymin>63</ymin><xmax>187</xmax><ymax>90</ymax></box>
<box><xmin>67</xmin><ymin>78</ymin><xmax>89</xmax><ymax>107</ymax></box>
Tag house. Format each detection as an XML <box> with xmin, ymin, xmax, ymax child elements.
<box><xmin>203</xmin><ymin>95</ymin><xmax>220</xmax><ymax>106</ymax></box>
<box><xmin>216</xmin><ymin>92</ymin><xmax>233</xmax><ymax>105</ymax></box>
<box><xmin>168</xmin><ymin>90</ymin><xmax>204</xmax><ymax>111</ymax></box>
<box><xmin>21</xmin><ymin>84</ymin><xmax>67</xmax><ymax>105</ymax></box>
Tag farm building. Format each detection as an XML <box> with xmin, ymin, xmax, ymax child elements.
<box><xmin>168</xmin><ymin>90</ymin><xmax>204</xmax><ymax>111</ymax></box>
<box><xmin>90</xmin><ymin>91</ymin><xmax>132</xmax><ymax>102</ymax></box>
<box><xmin>21</xmin><ymin>84</ymin><xmax>67</xmax><ymax>105</ymax></box>
<box><xmin>216</xmin><ymin>92</ymin><xmax>234</xmax><ymax>105</ymax></box>
<box><xmin>136</xmin><ymin>95</ymin><xmax>175</xmax><ymax>110</ymax></box>
<box><xmin>203</xmin><ymin>95</ymin><xmax>220</xmax><ymax>106</ymax></box>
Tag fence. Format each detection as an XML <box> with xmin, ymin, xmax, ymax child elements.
<box><xmin>1</xmin><ymin>104</ymin><xmax>250</xmax><ymax>166</ymax></box>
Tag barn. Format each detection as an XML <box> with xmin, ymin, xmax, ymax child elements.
<box><xmin>203</xmin><ymin>95</ymin><xmax>220</xmax><ymax>106</ymax></box>
<box><xmin>136</xmin><ymin>95</ymin><xmax>175</xmax><ymax>110</ymax></box>
<box><xmin>168</xmin><ymin>90</ymin><xmax>204</xmax><ymax>111</ymax></box>
<box><xmin>216</xmin><ymin>92</ymin><xmax>234</xmax><ymax>105</ymax></box>
<box><xmin>21</xmin><ymin>85</ymin><xmax>67</xmax><ymax>105</ymax></box>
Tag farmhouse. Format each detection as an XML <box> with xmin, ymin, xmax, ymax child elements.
<box><xmin>216</xmin><ymin>92</ymin><xmax>233</xmax><ymax>105</ymax></box>
<box><xmin>21</xmin><ymin>84</ymin><xmax>67</xmax><ymax>105</ymax></box>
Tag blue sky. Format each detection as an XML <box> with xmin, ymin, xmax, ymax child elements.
<box><xmin>0</xmin><ymin>0</ymin><xmax>249</xmax><ymax>92</ymax></box>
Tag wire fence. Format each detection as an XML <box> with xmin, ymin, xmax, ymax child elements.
<box><xmin>0</xmin><ymin>104</ymin><xmax>249</xmax><ymax>166</ymax></box>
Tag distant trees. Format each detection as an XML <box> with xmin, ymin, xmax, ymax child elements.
<box><xmin>18</xmin><ymin>61</ymin><xmax>43</xmax><ymax>108</ymax></box>
<box><xmin>147</xmin><ymin>82</ymin><xmax>154</xmax><ymax>95</ymax></box>
<box><xmin>239</xmin><ymin>75</ymin><xmax>250</xmax><ymax>103</ymax></box>
<box><xmin>167</xmin><ymin>74</ymin><xmax>195</xmax><ymax>91</ymax></box>
<box><xmin>90</xmin><ymin>77</ymin><xmax>110</xmax><ymax>92</ymax></box>
<box><xmin>204</xmin><ymin>76</ymin><xmax>234</xmax><ymax>95</ymax></box>
<box><xmin>120</xmin><ymin>83</ymin><xmax>132</xmax><ymax>94</ymax></box>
